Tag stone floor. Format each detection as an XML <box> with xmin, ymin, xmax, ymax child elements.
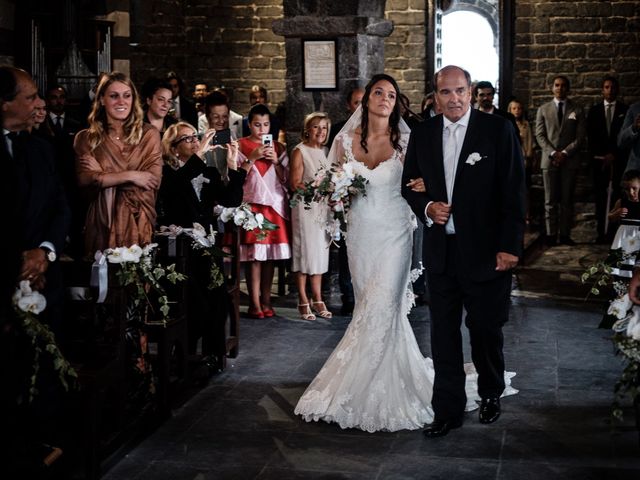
<box><xmin>102</xmin><ymin>234</ymin><xmax>640</xmax><ymax>479</ymax></box>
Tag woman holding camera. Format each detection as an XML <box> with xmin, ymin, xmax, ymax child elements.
<box><xmin>157</xmin><ymin>122</ymin><xmax>250</xmax><ymax>361</ymax></box>
<box><xmin>237</xmin><ymin>103</ymin><xmax>290</xmax><ymax>319</ymax></box>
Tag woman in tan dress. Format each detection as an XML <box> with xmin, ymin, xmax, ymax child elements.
<box><xmin>74</xmin><ymin>72</ymin><xmax>163</xmax><ymax>255</ymax></box>
<box><xmin>290</xmin><ymin>112</ymin><xmax>332</xmax><ymax>320</ymax></box>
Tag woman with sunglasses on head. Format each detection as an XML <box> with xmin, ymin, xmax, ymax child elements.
<box><xmin>157</xmin><ymin>122</ymin><xmax>251</xmax><ymax>227</ymax></box>
<box><xmin>157</xmin><ymin>122</ymin><xmax>252</xmax><ymax>364</ymax></box>
<box><xmin>74</xmin><ymin>71</ymin><xmax>163</xmax><ymax>256</ymax></box>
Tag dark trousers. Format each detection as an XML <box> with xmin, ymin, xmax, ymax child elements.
<box><xmin>592</xmin><ymin>161</ymin><xmax>621</xmax><ymax>239</ymax></box>
<box><xmin>427</xmin><ymin>235</ymin><xmax>510</xmax><ymax>421</ymax></box>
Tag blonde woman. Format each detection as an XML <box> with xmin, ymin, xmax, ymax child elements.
<box><xmin>157</xmin><ymin>122</ymin><xmax>250</xmax><ymax>227</ymax></box>
<box><xmin>158</xmin><ymin>122</ymin><xmax>250</xmax><ymax>360</ymax></box>
<box><xmin>290</xmin><ymin>112</ymin><xmax>333</xmax><ymax>320</ymax></box>
<box><xmin>74</xmin><ymin>72</ymin><xmax>163</xmax><ymax>255</ymax></box>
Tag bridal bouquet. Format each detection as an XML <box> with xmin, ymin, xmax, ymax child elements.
<box><xmin>290</xmin><ymin>162</ymin><xmax>369</xmax><ymax>241</ymax></box>
<box><xmin>218</xmin><ymin>202</ymin><xmax>278</xmax><ymax>240</ymax></box>
<box><xmin>13</xmin><ymin>280</ymin><xmax>77</xmax><ymax>402</ymax></box>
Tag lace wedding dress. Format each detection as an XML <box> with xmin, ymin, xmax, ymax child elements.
<box><xmin>294</xmin><ymin>110</ymin><xmax>516</xmax><ymax>433</ymax></box>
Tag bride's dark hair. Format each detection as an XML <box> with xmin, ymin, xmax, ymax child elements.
<box><xmin>360</xmin><ymin>73</ymin><xmax>403</xmax><ymax>154</ymax></box>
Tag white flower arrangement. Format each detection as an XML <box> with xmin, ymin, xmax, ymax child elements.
<box><xmin>582</xmin><ymin>249</ymin><xmax>640</xmax><ymax>419</ymax></box>
<box><xmin>13</xmin><ymin>280</ymin><xmax>77</xmax><ymax>402</ymax></box>
<box><xmin>103</xmin><ymin>243</ymin><xmax>186</xmax><ymax>322</ymax></box>
<box><xmin>219</xmin><ymin>202</ymin><xmax>278</xmax><ymax>241</ymax></box>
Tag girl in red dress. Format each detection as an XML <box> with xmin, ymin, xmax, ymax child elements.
<box><xmin>237</xmin><ymin>104</ymin><xmax>291</xmax><ymax>318</ymax></box>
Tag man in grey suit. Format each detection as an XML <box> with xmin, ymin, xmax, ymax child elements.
<box><xmin>618</xmin><ymin>101</ymin><xmax>640</xmax><ymax>173</ymax></box>
<box><xmin>535</xmin><ymin>75</ymin><xmax>586</xmax><ymax>246</ymax></box>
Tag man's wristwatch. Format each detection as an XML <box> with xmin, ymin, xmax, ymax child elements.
<box><xmin>40</xmin><ymin>246</ymin><xmax>57</xmax><ymax>263</ymax></box>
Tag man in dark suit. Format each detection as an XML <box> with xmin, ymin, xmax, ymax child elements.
<box><xmin>474</xmin><ymin>80</ymin><xmax>518</xmax><ymax>133</ymax></box>
<box><xmin>1</xmin><ymin>65</ymin><xmax>71</xmax><ymax>475</ymax></box>
<box><xmin>167</xmin><ymin>71</ymin><xmax>199</xmax><ymax>129</ymax></box>
<box><xmin>402</xmin><ymin>65</ymin><xmax>525</xmax><ymax>438</ymax></box>
<box><xmin>44</xmin><ymin>84</ymin><xmax>84</xmax><ymax>257</ymax></box>
<box><xmin>587</xmin><ymin>75</ymin><xmax>629</xmax><ymax>243</ymax></box>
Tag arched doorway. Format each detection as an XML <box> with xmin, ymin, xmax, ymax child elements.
<box><xmin>428</xmin><ymin>0</ymin><xmax>515</xmax><ymax>106</ymax></box>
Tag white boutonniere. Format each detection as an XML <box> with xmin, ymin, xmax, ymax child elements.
<box><xmin>567</xmin><ymin>112</ymin><xmax>577</xmax><ymax>120</ymax></box>
<box><xmin>465</xmin><ymin>152</ymin><xmax>484</xmax><ymax>165</ymax></box>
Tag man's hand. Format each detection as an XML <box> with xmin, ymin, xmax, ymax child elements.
<box><xmin>551</xmin><ymin>151</ymin><xmax>567</xmax><ymax>167</ymax></box>
<box><xmin>495</xmin><ymin>251</ymin><xmax>518</xmax><ymax>271</ymax></box>
<box><xmin>426</xmin><ymin>202</ymin><xmax>451</xmax><ymax>225</ymax></box>
<box><xmin>19</xmin><ymin>248</ymin><xmax>49</xmax><ymax>289</ymax></box>
<box><xmin>630</xmin><ymin>268</ymin><xmax>640</xmax><ymax>304</ymax></box>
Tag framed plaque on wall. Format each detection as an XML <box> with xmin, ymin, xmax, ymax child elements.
<box><xmin>302</xmin><ymin>39</ymin><xmax>338</xmax><ymax>91</ymax></box>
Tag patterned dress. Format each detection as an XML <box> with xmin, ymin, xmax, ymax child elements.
<box><xmin>237</xmin><ymin>137</ymin><xmax>291</xmax><ymax>262</ymax></box>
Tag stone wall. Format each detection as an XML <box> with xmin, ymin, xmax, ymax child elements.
<box><xmin>384</xmin><ymin>0</ymin><xmax>428</xmax><ymax>111</ymax></box>
<box><xmin>513</xmin><ymin>0</ymin><xmax>640</xmax><ymax>114</ymax></box>
<box><xmin>130</xmin><ymin>0</ymin><xmax>286</xmax><ymax>115</ymax></box>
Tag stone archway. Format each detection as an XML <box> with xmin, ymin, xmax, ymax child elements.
<box><xmin>446</xmin><ymin>0</ymin><xmax>499</xmax><ymax>41</ymax></box>
<box><xmin>429</xmin><ymin>0</ymin><xmax>515</xmax><ymax>107</ymax></box>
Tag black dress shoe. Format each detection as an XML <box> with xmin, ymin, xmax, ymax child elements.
<box><xmin>423</xmin><ymin>417</ymin><xmax>463</xmax><ymax>438</ymax></box>
<box><xmin>479</xmin><ymin>397</ymin><xmax>501</xmax><ymax>424</ymax></box>
<box><xmin>558</xmin><ymin>236</ymin><xmax>576</xmax><ymax>246</ymax></box>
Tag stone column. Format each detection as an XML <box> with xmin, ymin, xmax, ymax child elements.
<box><xmin>272</xmin><ymin>12</ymin><xmax>393</xmax><ymax>142</ymax></box>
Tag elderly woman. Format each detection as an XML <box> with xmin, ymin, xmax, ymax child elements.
<box><xmin>157</xmin><ymin>121</ymin><xmax>251</xmax><ymax>226</ymax></box>
<box><xmin>238</xmin><ymin>103</ymin><xmax>290</xmax><ymax>319</ymax></box>
<box><xmin>158</xmin><ymin>121</ymin><xmax>252</xmax><ymax>363</ymax></box>
<box><xmin>74</xmin><ymin>71</ymin><xmax>163</xmax><ymax>255</ymax></box>
<box><xmin>289</xmin><ymin>112</ymin><xmax>332</xmax><ymax>320</ymax></box>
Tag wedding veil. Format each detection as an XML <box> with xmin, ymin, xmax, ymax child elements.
<box><xmin>327</xmin><ymin>104</ymin><xmax>412</xmax><ymax>166</ymax></box>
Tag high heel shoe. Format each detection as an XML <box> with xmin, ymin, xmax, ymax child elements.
<box><xmin>298</xmin><ymin>304</ymin><xmax>316</xmax><ymax>321</ymax></box>
<box><xmin>246</xmin><ymin>309</ymin><xmax>264</xmax><ymax>319</ymax></box>
<box><xmin>311</xmin><ymin>301</ymin><xmax>332</xmax><ymax>319</ymax></box>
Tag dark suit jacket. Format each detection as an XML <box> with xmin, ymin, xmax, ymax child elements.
<box><xmin>587</xmin><ymin>101</ymin><xmax>628</xmax><ymax>160</ymax></box>
<box><xmin>17</xmin><ymin>133</ymin><xmax>71</xmax><ymax>253</ymax></box>
<box><xmin>156</xmin><ymin>155</ymin><xmax>246</xmax><ymax>228</ymax></box>
<box><xmin>402</xmin><ymin>109</ymin><xmax>525</xmax><ymax>281</ymax></box>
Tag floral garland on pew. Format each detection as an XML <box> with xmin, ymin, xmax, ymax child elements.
<box><xmin>101</xmin><ymin>244</ymin><xmax>187</xmax><ymax>324</ymax></box>
<box><xmin>582</xmin><ymin>246</ymin><xmax>640</xmax><ymax>420</ymax></box>
<box><xmin>290</xmin><ymin>161</ymin><xmax>368</xmax><ymax>242</ymax></box>
<box><xmin>13</xmin><ymin>280</ymin><xmax>77</xmax><ymax>403</ymax></box>
<box><xmin>157</xmin><ymin>223</ymin><xmax>228</xmax><ymax>290</ymax></box>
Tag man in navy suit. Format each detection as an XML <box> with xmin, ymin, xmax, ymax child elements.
<box><xmin>587</xmin><ymin>75</ymin><xmax>628</xmax><ymax>243</ymax></box>
<box><xmin>1</xmin><ymin>67</ymin><xmax>70</xmax><ymax>330</ymax></box>
<box><xmin>402</xmin><ymin>65</ymin><xmax>525</xmax><ymax>437</ymax></box>
<box><xmin>1</xmin><ymin>65</ymin><xmax>70</xmax><ymax>475</ymax></box>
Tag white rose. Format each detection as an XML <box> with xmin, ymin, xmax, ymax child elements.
<box><xmin>608</xmin><ymin>293</ymin><xmax>633</xmax><ymax>320</ymax></box>
<box><xmin>627</xmin><ymin>307</ymin><xmax>640</xmax><ymax>340</ymax></box>
<box><xmin>17</xmin><ymin>291</ymin><xmax>47</xmax><ymax>314</ymax></box>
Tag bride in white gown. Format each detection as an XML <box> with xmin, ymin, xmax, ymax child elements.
<box><xmin>294</xmin><ymin>75</ymin><xmax>515</xmax><ymax>432</ymax></box>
